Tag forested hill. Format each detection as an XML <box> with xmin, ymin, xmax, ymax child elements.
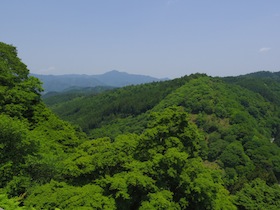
<box><xmin>223</xmin><ymin>71</ymin><xmax>280</xmax><ymax>106</ymax></box>
<box><xmin>2</xmin><ymin>41</ymin><xmax>280</xmax><ymax>209</ymax></box>
<box><xmin>239</xmin><ymin>71</ymin><xmax>280</xmax><ymax>78</ymax></box>
<box><xmin>46</xmin><ymin>72</ymin><xmax>280</xmax><ymax>139</ymax></box>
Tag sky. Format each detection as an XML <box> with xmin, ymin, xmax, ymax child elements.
<box><xmin>1</xmin><ymin>0</ymin><xmax>279</xmax><ymax>79</ymax></box>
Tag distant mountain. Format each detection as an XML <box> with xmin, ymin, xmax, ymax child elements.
<box><xmin>32</xmin><ymin>70</ymin><xmax>164</xmax><ymax>93</ymax></box>
<box><xmin>32</xmin><ymin>74</ymin><xmax>105</xmax><ymax>92</ymax></box>
<box><xmin>93</xmin><ymin>70</ymin><xmax>164</xmax><ymax>87</ymax></box>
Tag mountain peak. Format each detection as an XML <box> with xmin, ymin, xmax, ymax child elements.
<box><xmin>102</xmin><ymin>70</ymin><xmax>127</xmax><ymax>75</ymax></box>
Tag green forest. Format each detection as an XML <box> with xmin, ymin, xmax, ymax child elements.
<box><xmin>1</xmin><ymin>41</ymin><xmax>280</xmax><ymax>209</ymax></box>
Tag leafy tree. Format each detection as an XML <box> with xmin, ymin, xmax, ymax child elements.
<box><xmin>25</xmin><ymin>112</ymin><xmax>86</xmax><ymax>184</ymax></box>
<box><xmin>0</xmin><ymin>42</ymin><xmax>43</xmax><ymax>121</ymax></box>
<box><xmin>97</xmin><ymin>170</ymin><xmax>157</xmax><ymax>209</ymax></box>
<box><xmin>0</xmin><ymin>115</ymin><xmax>37</xmax><ymax>188</ymax></box>
<box><xmin>137</xmin><ymin>106</ymin><xmax>206</xmax><ymax>160</ymax></box>
<box><xmin>0</xmin><ymin>192</ymin><xmax>34</xmax><ymax>210</ymax></box>
<box><xmin>179</xmin><ymin>158</ymin><xmax>236</xmax><ymax>210</ymax></box>
<box><xmin>24</xmin><ymin>180</ymin><xmax>116</xmax><ymax>210</ymax></box>
<box><xmin>139</xmin><ymin>190</ymin><xmax>180</xmax><ymax>210</ymax></box>
<box><xmin>62</xmin><ymin>134</ymin><xmax>139</xmax><ymax>184</ymax></box>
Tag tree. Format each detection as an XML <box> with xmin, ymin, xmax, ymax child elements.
<box><xmin>137</xmin><ymin>106</ymin><xmax>206</xmax><ymax>160</ymax></box>
<box><xmin>0</xmin><ymin>192</ymin><xmax>34</xmax><ymax>210</ymax></box>
<box><xmin>139</xmin><ymin>190</ymin><xmax>180</xmax><ymax>210</ymax></box>
<box><xmin>24</xmin><ymin>180</ymin><xmax>116</xmax><ymax>209</ymax></box>
<box><xmin>0</xmin><ymin>42</ymin><xmax>43</xmax><ymax>121</ymax></box>
<box><xmin>0</xmin><ymin>115</ymin><xmax>37</xmax><ymax>188</ymax></box>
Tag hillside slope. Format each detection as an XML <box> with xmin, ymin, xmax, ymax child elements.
<box><xmin>223</xmin><ymin>71</ymin><xmax>280</xmax><ymax>106</ymax></box>
<box><xmin>47</xmin><ymin>73</ymin><xmax>280</xmax><ymax>193</ymax></box>
<box><xmin>48</xmin><ymin>75</ymin><xmax>191</xmax><ymax>134</ymax></box>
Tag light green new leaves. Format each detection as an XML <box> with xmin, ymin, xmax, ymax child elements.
<box><xmin>0</xmin><ymin>115</ymin><xmax>37</xmax><ymax>187</ymax></box>
<box><xmin>24</xmin><ymin>181</ymin><xmax>115</xmax><ymax>210</ymax></box>
<box><xmin>0</xmin><ymin>192</ymin><xmax>34</xmax><ymax>210</ymax></box>
<box><xmin>139</xmin><ymin>190</ymin><xmax>180</xmax><ymax>210</ymax></box>
<box><xmin>63</xmin><ymin>134</ymin><xmax>139</xmax><ymax>179</ymax></box>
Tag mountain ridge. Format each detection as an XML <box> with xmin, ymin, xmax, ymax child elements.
<box><xmin>32</xmin><ymin>70</ymin><xmax>165</xmax><ymax>93</ymax></box>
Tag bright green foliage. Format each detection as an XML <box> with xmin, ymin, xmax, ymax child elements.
<box><xmin>25</xmin><ymin>112</ymin><xmax>86</xmax><ymax>184</ymax></box>
<box><xmin>138</xmin><ymin>106</ymin><xmax>206</xmax><ymax>159</ymax></box>
<box><xmin>139</xmin><ymin>190</ymin><xmax>180</xmax><ymax>210</ymax></box>
<box><xmin>4</xmin><ymin>175</ymin><xmax>32</xmax><ymax>198</ymax></box>
<box><xmin>179</xmin><ymin>158</ymin><xmax>236</xmax><ymax>210</ymax></box>
<box><xmin>24</xmin><ymin>180</ymin><xmax>116</xmax><ymax>210</ymax></box>
<box><xmin>0</xmin><ymin>42</ymin><xmax>88</xmax><ymax>204</ymax></box>
<box><xmin>235</xmin><ymin>178</ymin><xmax>280</xmax><ymax>209</ymax></box>
<box><xmin>63</xmin><ymin>134</ymin><xmax>139</xmax><ymax>182</ymax></box>
<box><xmin>90</xmin><ymin>107</ymin><xmax>234</xmax><ymax>209</ymax></box>
<box><xmin>0</xmin><ymin>42</ymin><xmax>42</xmax><ymax>121</ymax></box>
<box><xmin>98</xmin><ymin>171</ymin><xmax>157</xmax><ymax>209</ymax></box>
<box><xmin>0</xmin><ymin>43</ymin><xmax>29</xmax><ymax>84</ymax></box>
<box><xmin>0</xmin><ymin>192</ymin><xmax>34</xmax><ymax>210</ymax></box>
<box><xmin>0</xmin><ymin>114</ymin><xmax>37</xmax><ymax>188</ymax></box>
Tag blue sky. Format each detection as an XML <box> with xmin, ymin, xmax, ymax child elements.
<box><xmin>1</xmin><ymin>0</ymin><xmax>279</xmax><ymax>78</ymax></box>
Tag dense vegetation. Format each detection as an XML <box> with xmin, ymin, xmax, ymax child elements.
<box><xmin>42</xmin><ymin>86</ymin><xmax>115</xmax><ymax>107</ymax></box>
<box><xmin>1</xmin><ymin>41</ymin><xmax>280</xmax><ymax>209</ymax></box>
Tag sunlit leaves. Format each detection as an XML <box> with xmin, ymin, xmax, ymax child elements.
<box><xmin>24</xmin><ymin>181</ymin><xmax>116</xmax><ymax>210</ymax></box>
<box><xmin>0</xmin><ymin>115</ymin><xmax>37</xmax><ymax>187</ymax></box>
<box><xmin>139</xmin><ymin>190</ymin><xmax>180</xmax><ymax>210</ymax></box>
<box><xmin>0</xmin><ymin>42</ymin><xmax>42</xmax><ymax>121</ymax></box>
<box><xmin>0</xmin><ymin>192</ymin><xmax>33</xmax><ymax>210</ymax></box>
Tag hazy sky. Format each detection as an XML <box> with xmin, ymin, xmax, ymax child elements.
<box><xmin>1</xmin><ymin>0</ymin><xmax>279</xmax><ymax>78</ymax></box>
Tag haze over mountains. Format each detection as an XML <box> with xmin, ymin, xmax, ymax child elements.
<box><xmin>32</xmin><ymin>70</ymin><xmax>165</xmax><ymax>93</ymax></box>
